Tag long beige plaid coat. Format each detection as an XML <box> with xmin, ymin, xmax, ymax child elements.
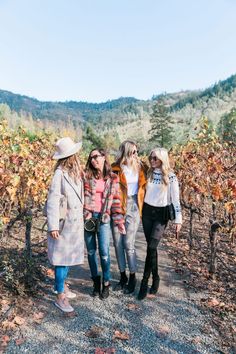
<box><xmin>46</xmin><ymin>168</ymin><xmax>84</xmax><ymax>266</ymax></box>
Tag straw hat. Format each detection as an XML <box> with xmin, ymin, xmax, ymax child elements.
<box><xmin>53</xmin><ymin>137</ymin><xmax>82</xmax><ymax>159</ymax></box>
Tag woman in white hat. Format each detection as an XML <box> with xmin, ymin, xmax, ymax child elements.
<box><xmin>46</xmin><ymin>137</ymin><xmax>84</xmax><ymax>313</ymax></box>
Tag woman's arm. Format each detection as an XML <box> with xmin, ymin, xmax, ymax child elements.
<box><xmin>83</xmin><ymin>176</ymin><xmax>93</xmax><ymax>220</ymax></box>
<box><xmin>46</xmin><ymin>169</ymin><xmax>63</xmax><ymax>234</ymax></box>
<box><xmin>169</xmin><ymin>173</ymin><xmax>182</xmax><ymax>225</ymax></box>
<box><xmin>111</xmin><ymin>176</ymin><xmax>125</xmax><ymax>233</ymax></box>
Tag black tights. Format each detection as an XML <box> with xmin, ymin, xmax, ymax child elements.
<box><xmin>142</xmin><ymin>204</ymin><xmax>167</xmax><ymax>282</ymax></box>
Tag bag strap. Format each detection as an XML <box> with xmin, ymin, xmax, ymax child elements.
<box><xmin>63</xmin><ymin>174</ymin><xmax>83</xmax><ymax>205</ymax></box>
<box><xmin>97</xmin><ymin>177</ymin><xmax>112</xmax><ymax>222</ymax></box>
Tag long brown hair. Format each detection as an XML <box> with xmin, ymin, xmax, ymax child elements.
<box><xmin>55</xmin><ymin>153</ymin><xmax>83</xmax><ymax>183</ymax></box>
<box><xmin>85</xmin><ymin>148</ymin><xmax>111</xmax><ymax>179</ymax></box>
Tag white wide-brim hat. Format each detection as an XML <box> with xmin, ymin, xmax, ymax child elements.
<box><xmin>53</xmin><ymin>137</ymin><xmax>82</xmax><ymax>159</ymax></box>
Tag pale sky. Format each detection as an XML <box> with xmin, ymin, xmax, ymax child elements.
<box><xmin>0</xmin><ymin>0</ymin><xmax>235</xmax><ymax>102</ymax></box>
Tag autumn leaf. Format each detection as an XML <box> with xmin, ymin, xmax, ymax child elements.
<box><xmin>224</xmin><ymin>201</ymin><xmax>235</xmax><ymax>213</ymax></box>
<box><xmin>0</xmin><ymin>299</ymin><xmax>11</xmax><ymax>313</ymax></box>
<box><xmin>15</xmin><ymin>338</ymin><xmax>26</xmax><ymax>346</ymax></box>
<box><xmin>2</xmin><ymin>320</ymin><xmax>16</xmax><ymax>330</ymax></box>
<box><xmin>207</xmin><ymin>298</ymin><xmax>220</xmax><ymax>307</ymax></box>
<box><xmin>219</xmin><ymin>302</ymin><xmax>226</xmax><ymax>308</ymax></box>
<box><xmin>126</xmin><ymin>303</ymin><xmax>139</xmax><ymax>311</ymax></box>
<box><xmin>63</xmin><ymin>311</ymin><xmax>77</xmax><ymax>318</ymax></box>
<box><xmin>0</xmin><ymin>335</ymin><xmax>10</xmax><ymax>343</ymax></box>
<box><xmin>1</xmin><ymin>217</ymin><xmax>10</xmax><ymax>224</ymax></box>
<box><xmin>33</xmin><ymin>312</ymin><xmax>45</xmax><ymax>324</ymax></box>
<box><xmin>0</xmin><ymin>335</ymin><xmax>10</xmax><ymax>353</ymax></box>
<box><xmin>156</xmin><ymin>325</ymin><xmax>170</xmax><ymax>339</ymax></box>
<box><xmin>46</xmin><ymin>268</ymin><xmax>54</xmax><ymax>278</ymax></box>
<box><xmin>211</xmin><ymin>184</ymin><xmax>224</xmax><ymax>201</ymax></box>
<box><xmin>191</xmin><ymin>336</ymin><xmax>201</xmax><ymax>344</ymax></box>
<box><xmin>112</xmin><ymin>330</ymin><xmax>129</xmax><ymax>341</ymax></box>
<box><xmin>85</xmin><ymin>326</ymin><xmax>103</xmax><ymax>338</ymax></box>
<box><xmin>13</xmin><ymin>316</ymin><xmax>26</xmax><ymax>326</ymax></box>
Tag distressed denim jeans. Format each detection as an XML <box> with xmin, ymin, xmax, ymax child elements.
<box><xmin>112</xmin><ymin>195</ymin><xmax>140</xmax><ymax>273</ymax></box>
<box><xmin>85</xmin><ymin>212</ymin><xmax>111</xmax><ymax>282</ymax></box>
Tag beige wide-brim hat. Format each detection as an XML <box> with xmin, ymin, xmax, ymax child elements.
<box><xmin>53</xmin><ymin>137</ymin><xmax>82</xmax><ymax>159</ymax></box>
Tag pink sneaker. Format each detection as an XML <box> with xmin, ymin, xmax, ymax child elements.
<box><xmin>64</xmin><ymin>284</ymin><xmax>77</xmax><ymax>299</ymax></box>
<box><xmin>54</xmin><ymin>297</ymin><xmax>74</xmax><ymax>313</ymax></box>
<box><xmin>54</xmin><ymin>284</ymin><xmax>77</xmax><ymax>299</ymax></box>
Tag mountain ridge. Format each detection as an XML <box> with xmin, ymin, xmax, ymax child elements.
<box><xmin>0</xmin><ymin>73</ymin><xmax>236</xmax><ymax>145</ymax></box>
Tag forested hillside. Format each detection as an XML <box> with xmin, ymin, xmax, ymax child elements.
<box><xmin>0</xmin><ymin>74</ymin><xmax>236</xmax><ymax>146</ymax></box>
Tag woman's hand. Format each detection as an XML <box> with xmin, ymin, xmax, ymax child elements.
<box><xmin>118</xmin><ymin>223</ymin><xmax>126</xmax><ymax>235</ymax></box>
<box><xmin>175</xmin><ymin>224</ymin><xmax>182</xmax><ymax>236</ymax></box>
<box><xmin>50</xmin><ymin>230</ymin><xmax>59</xmax><ymax>239</ymax></box>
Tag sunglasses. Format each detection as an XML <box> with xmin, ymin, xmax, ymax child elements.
<box><xmin>149</xmin><ymin>156</ymin><xmax>158</xmax><ymax>161</ymax></box>
<box><xmin>132</xmin><ymin>150</ymin><xmax>139</xmax><ymax>155</ymax></box>
<box><xmin>90</xmin><ymin>154</ymin><xmax>103</xmax><ymax>161</ymax></box>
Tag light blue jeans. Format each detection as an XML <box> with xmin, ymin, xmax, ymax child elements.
<box><xmin>54</xmin><ymin>266</ymin><xmax>69</xmax><ymax>293</ymax></box>
<box><xmin>112</xmin><ymin>195</ymin><xmax>140</xmax><ymax>273</ymax></box>
<box><xmin>84</xmin><ymin>212</ymin><xmax>111</xmax><ymax>282</ymax></box>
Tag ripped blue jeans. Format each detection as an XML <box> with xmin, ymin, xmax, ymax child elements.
<box><xmin>112</xmin><ymin>195</ymin><xmax>140</xmax><ymax>273</ymax></box>
<box><xmin>84</xmin><ymin>212</ymin><xmax>111</xmax><ymax>282</ymax></box>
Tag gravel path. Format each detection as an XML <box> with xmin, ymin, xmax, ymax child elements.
<box><xmin>6</xmin><ymin>226</ymin><xmax>223</xmax><ymax>354</ymax></box>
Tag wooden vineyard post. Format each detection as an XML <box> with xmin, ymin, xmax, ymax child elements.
<box><xmin>25</xmin><ymin>209</ymin><xmax>33</xmax><ymax>258</ymax></box>
<box><xmin>209</xmin><ymin>221</ymin><xmax>221</xmax><ymax>276</ymax></box>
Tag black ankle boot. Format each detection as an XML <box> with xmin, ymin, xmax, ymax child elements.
<box><xmin>150</xmin><ymin>276</ymin><xmax>160</xmax><ymax>295</ymax></box>
<box><xmin>100</xmin><ymin>282</ymin><xmax>110</xmax><ymax>300</ymax></box>
<box><xmin>137</xmin><ymin>279</ymin><xmax>148</xmax><ymax>300</ymax></box>
<box><xmin>92</xmin><ymin>276</ymin><xmax>101</xmax><ymax>296</ymax></box>
<box><xmin>124</xmin><ymin>273</ymin><xmax>137</xmax><ymax>294</ymax></box>
<box><xmin>114</xmin><ymin>271</ymin><xmax>128</xmax><ymax>291</ymax></box>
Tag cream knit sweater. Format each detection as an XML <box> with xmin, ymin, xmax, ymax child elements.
<box><xmin>144</xmin><ymin>169</ymin><xmax>182</xmax><ymax>224</ymax></box>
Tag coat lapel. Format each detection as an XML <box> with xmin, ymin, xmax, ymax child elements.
<box><xmin>63</xmin><ymin>172</ymin><xmax>83</xmax><ymax>204</ymax></box>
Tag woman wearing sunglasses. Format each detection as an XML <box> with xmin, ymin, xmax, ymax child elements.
<box><xmin>138</xmin><ymin>147</ymin><xmax>182</xmax><ymax>300</ymax></box>
<box><xmin>84</xmin><ymin>148</ymin><xmax>125</xmax><ymax>299</ymax></box>
<box><xmin>112</xmin><ymin>140</ymin><xmax>147</xmax><ymax>294</ymax></box>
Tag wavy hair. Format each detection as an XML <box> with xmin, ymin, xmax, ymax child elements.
<box><xmin>115</xmin><ymin>140</ymin><xmax>140</xmax><ymax>173</ymax></box>
<box><xmin>55</xmin><ymin>153</ymin><xmax>83</xmax><ymax>183</ymax></box>
<box><xmin>147</xmin><ymin>147</ymin><xmax>171</xmax><ymax>186</ymax></box>
<box><xmin>85</xmin><ymin>148</ymin><xmax>111</xmax><ymax>179</ymax></box>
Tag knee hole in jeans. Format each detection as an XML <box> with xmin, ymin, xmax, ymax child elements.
<box><xmin>88</xmin><ymin>249</ymin><xmax>96</xmax><ymax>256</ymax></box>
<box><xmin>101</xmin><ymin>255</ymin><xmax>109</xmax><ymax>262</ymax></box>
<box><xmin>127</xmin><ymin>248</ymin><xmax>135</xmax><ymax>255</ymax></box>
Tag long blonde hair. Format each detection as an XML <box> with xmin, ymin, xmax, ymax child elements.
<box><xmin>115</xmin><ymin>140</ymin><xmax>140</xmax><ymax>173</ymax></box>
<box><xmin>55</xmin><ymin>153</ymin><xmax>83</xmax><ymax>183</ymax></box>
<box><xmin>148</xmin><ymin>148</ymin><xmax>171</xmax><ymax>186</ymax></box>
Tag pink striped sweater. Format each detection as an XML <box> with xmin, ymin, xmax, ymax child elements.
<box><xmin>83</xmin><ymin>172</ymin><xmax>125</xmax><ymax>225</ymax></box>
